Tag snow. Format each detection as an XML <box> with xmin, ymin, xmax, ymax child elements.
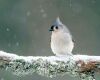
<box><xmin>0</xmin><ymin>51</ymin><xmax>99</xmax><ymax>78</ymax></box>
<box><xmin>40</xmin><ymin>8</ymin><xmax>47</xmax><ymax>18</ymax></box>
<box><xmin>74</xmin><ymin>54</ymin><xmax>100</xmax><ymax>62</ymax></box>
<box><xmin>0</xmin><ymin>50</ymin><xmax>100</xmax><ymax>64</ymax></box>
<box><xmin>6</xmin><ymin>28</ymin><xmax>10</xmax><ymax>31</ymax></box>
<box><xmin>16</xmin><ymin>42</ymin><xmax>19</xmax><ymax>46</ymax></box>
<box><xmin>91</xmin><ymin>0</ymin><xmax>96</xmax><ymax>4</ymax></box>
<box><xmin>40</xmin><ymin>9</ymin><xmax>45</xmax><ymax>13</ymax></box>
<box><xmin>0</xmin><ymin>51</ymin><xmax>18</xmax><ymax>60</ymax></box>
<box><xmin>1</xmin><ymin>78</ymin><xmax>4</xmax><ymax>80</ymax></box>
<box><xmin>42</xmin><ymin>13</ymin><xmax>47</xmax><ymax>18</ymax></box>
<box><xmin>26</xmin><ymin>11</ymin><xmax>31</xmax><ymax>16</ymax></box>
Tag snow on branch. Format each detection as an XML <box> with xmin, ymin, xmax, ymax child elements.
<box><xmin>0</xmin><ymin>51</ymin><xmax>100</xmax><ymax>80</ymax></box>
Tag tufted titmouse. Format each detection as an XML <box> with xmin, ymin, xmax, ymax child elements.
<box><xmin>49</xmin><ymin>17</ymin><xmax>74</xmax><ymax>56</ymax></box>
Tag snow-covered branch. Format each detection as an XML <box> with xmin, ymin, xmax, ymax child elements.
<box><xmin>0</xmin><ymin>51</ymin><xmax>100</xmax><ymax>80</ymax></box>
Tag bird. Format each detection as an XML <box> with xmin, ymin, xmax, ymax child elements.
<box><xmin>49</xmin><ymin>17</ymin><xmax>74</xmax><ymax>56</ymax></box>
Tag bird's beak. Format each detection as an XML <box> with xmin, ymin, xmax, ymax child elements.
<box><xmin>49</xmin><ymin>28</ymin><xmax>53</xmax><ymax>31</ymax></box>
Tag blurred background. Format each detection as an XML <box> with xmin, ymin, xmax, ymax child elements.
<box><xmin>0</xmin><ymin>0</ymin><xmax>100</xmax><ymax>80</ymax></box>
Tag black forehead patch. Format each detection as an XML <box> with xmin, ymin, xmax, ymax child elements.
<box><xmin>50</xmin><ymin>25</ymin><xmax>54</xmax><ymax>29</ymax></box>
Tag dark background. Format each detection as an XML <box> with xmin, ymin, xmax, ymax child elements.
<box><xmin>0</xmin><ymin>0</ymin><xmax>100</xmax><ymax>80</ymax></box>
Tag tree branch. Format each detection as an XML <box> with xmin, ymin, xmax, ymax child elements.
<box><xmin>0</xmin><ymin>51</ymin><xmax>100</xmax><ymax>80</ymax></box>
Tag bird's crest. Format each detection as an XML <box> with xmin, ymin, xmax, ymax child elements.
<box><xmin>53</xmin><ymin>17</ymin><xmax>63</xmax><ymax>26</ymax></box>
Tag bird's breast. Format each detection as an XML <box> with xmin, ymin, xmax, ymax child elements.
<box><xmin>51</xmin><ymin>32</ymin><xmax>74</xmax><ymax>55</ymax></box>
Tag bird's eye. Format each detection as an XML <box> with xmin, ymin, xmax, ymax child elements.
<box><xmin>55</xmin><ymin>26</ymin><xmax>58</xmax><ymax>29</ymax></box>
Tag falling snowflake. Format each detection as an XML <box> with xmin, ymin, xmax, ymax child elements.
<box><xmin>69</xmin><ymin>0</ymin><xmax>72</xmax><ymax>8</ymax></box>
<box><xmin>40</xmin><ymin>7</ymin><xmax>47</xmax><ymax>18</ymax></box>
<box><xmin>27</xmin><ymin>11</ymin><xmax>31</xmax><ymax>16</ymax></box>
<box><xmin>1</xmin><ymin>78</ymin><xmax>4</xmax><ymax>80</ymax></box>
<box><xmin>6</xmin><ymin>28</ymin><xmax>10</xmax><ymax>32</ymax></box>
<box><xmin>16</xmin><ymin>42</ymin><xmax>19</xmax><ymax>46</ymax></box>
<box><xmin>42</xmin><ymin>13</ymin><xmax>47</xmax><ymax>18</ymax></box>
<box><xmin>91</xmin><ymin>0</ymin><xmax>96</xmax><ymax>4</ymax></box>
<box><xmin>40</xmin><ymin>9</ymin><xmax>45</xmax><ymax>13</ymax></box>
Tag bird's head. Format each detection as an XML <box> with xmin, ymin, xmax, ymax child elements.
<box><xmin>49</xmin><ymin>17</ymin><xmax>70</xmax><ymax>33</ymax></box>
<box><xmin>49</xmin><ymin>17</ymin><xmax>63</xmax><ymax>32</ymax></box>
